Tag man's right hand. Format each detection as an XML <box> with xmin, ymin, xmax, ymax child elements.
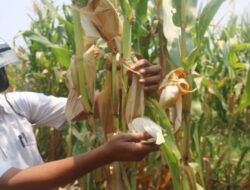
<box><xmin>102</xmin><ymin>133</ymin><xmax>160</xmax><ymax>162</ymax></box>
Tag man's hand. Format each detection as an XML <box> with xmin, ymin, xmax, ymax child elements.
<box><xmin>127</xmin><ymin>59</ymin><xmax>162</xmax><ymax>96</ymax></box>
<box><xmin>102</xmin><ymin>132</ymin><xmax>159</xmax><ymax>162</ymax></box>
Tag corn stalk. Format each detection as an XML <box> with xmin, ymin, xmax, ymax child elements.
<box><xmin>118</xmin><ymin>1</ymin><xmax>137</xmax><ymax>189</ymax></box>
<box><xmin>111</xmin><ymin>53</ymin><xmax>120</xmax><ymax>131</ymax></box>
<box><xmin>119</xmin><ymin>0</ymin><xmax>133</xmax><ymax>132</ymax></box>
<box><xmin>71</xmin><ymin>5</ymin><xmax>95</xmax><ymax>130</ymax></box>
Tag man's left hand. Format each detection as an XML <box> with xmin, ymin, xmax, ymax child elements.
<box><xmin>127</xmin><ymin>59</ymin><xmax>162</xmax><ymax>96</ymax></box>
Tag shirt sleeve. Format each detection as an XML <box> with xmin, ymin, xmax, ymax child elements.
<box><xmin>0</xmin><ymin>160</ymin><xmax>11</xmax><ymax>178</ymax></box>
<box><xmin>7</xmin><ymin>92</ymin><xmax>67</xmax><ymax>129</ymax></box>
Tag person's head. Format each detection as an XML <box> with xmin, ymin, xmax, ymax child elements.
<box><xmin>0</xmin><ymin>38</ymin><xmax>21</xmax><ymax>92</ymax></box>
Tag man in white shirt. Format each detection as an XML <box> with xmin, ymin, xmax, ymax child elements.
<box><xmin>0</xmin><ymin>91</ymin><xmax>67</xmax><ymax>169</ymax></box>
<box><xmin>0</xmin><ymin>39</ymin><xmax>162</xmax><ymax>189</ymax></box>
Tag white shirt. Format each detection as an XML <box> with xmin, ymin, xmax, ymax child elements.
<box><xmin>0</xmin><ymin>92</ymin><xmax>67</xmax><ymax>177</ymax></box>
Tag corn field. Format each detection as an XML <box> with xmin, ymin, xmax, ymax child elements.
<box><xmin>8</xmin><ymin>0</ymin><xmax>250</xmax><ymax>189</ymax></box>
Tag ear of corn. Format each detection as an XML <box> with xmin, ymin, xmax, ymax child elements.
<box><xmin>128</xmin><ymin>117</ymin><xmax>165</xmax><ymax>145</ymax></box>
<box><xmin>159</xmin><ymin>68</ymin><xmax>196</xmax><ymax>132</ymax></box>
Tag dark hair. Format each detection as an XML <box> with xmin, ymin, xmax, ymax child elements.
<box><xmin>0</xmin><ymin>67</ymin><xmax>9</xmax><ymax>92</ymax></box>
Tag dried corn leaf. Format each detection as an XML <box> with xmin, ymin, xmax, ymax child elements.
<box><xmin>67</xmin><ymin>56</ymin><xmax>79</xmax><ymax>89</ymax></box>
<box><xmin>83</xmin><ymin>45</ymin><xmax>101</xmax><ymax>106</ymax></box>
<box><xmin>107</xmin><ymin>36</ymin><xmax>122</xmax><ymax>54</ymax></box>
<box><xmin>65</xmin><ymin>88</ymin><xmax>85</xmax><ymax>122</ymax></box>
<box><xmin>104</xmin><ymin>162</ymin><xmax>128</xmax><ymax>190</ymax></box>
<box><xmin>65</xmin><ymin>56</ymin><xmax>83</xmax><ymax>122</ymax></box>
<box><xmin>100</xmin><ymin>71</ymin><xmax>114</xmax><ymax>137</ymax></box>
<box><xmin>159</xmin><ymin>67</ymin><xmax>186</xmax><ymax>92</ymax></box>
<box><xmin>65</xmin><ymin>46</ymin><xmax>103</xmax><ymax>122</ymax></box>
<box><xmin>77</xmin><ymin>0</ymin><xmax>122</xmax><ymax>48</ymax></box>
<box><xmin>125</xmin><ymin>75</ymin><xmax>144</xmax><ymax>124</ymax></box>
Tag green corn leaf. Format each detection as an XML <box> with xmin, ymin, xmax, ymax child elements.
<box><xmin>118</xmin><ymin>0</ymin><xmax>133</xmax><ymax>21</ymax></box>
<box><xmin>232</xmin><ymin>146</ymin><xmax>250</xmax><ymax>179</ymax></box>
<box><xmin>52</xmin><ymin>48</ymin><xmax>71</xmax><ymax>67</ymax></box>
<box><xmin>147</xmin><ymin>98</ymin><xmax>181</xmax><ymax>189</ymax></box>
<box><xmin>22</xmin><ymin>31</ymin><xmax>71</xmax><ymax>67</ymax></box>
<box><xmin>171</xmin><ymin>0</ymin><xmax>197</xmax><ymax>28</ymax></box>
<box><xmin>72</xmin><ymin>0</ymin><xmax>88</xmax><ymax>7</ymax></box>
<box><xmin>148</xmin><ymin>98</ymin><xmax>181</xmax><ymax>159</ymax></box>
<box><xmin>238</xmin><ymin>68</ymin><xmax>250</xmax><ymax>110</ymax></box>
<box><xmin>197</xmin><ymin>0</ymin><xmax>225</xmax><ymax>41</ymax></box>
<box><xmin>162</xmin><ymin>144</ymin><xmax>181</xmax><ymax>190</ymax></box>
<box><xmin>161</xmin><ymin>0</ymin><xmax>195</xmax><ymax>67</ymax></box>
<box><xmin>183</xmin><ymin>165</ymin><xmax>198</xmax><ymax>190</ymax></box>
<box><xmin>131</xmin><ymin>0</ymin><xmax>148</xmax><ymax>22</ymax></box>
<box><xmin>184</xmin><ymin>0</ymin><xmax>225</xmax><ymax>68</ymax></box>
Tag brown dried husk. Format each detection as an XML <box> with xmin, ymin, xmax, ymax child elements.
<box><xmin>65</xmin><ymin>88</ymin><xmax>85</xmax><ymax>123</ymax></box>
<box><xmin>125</xmin><ymin>75</ymin><xmax>145</xmax><ymax>125</ymax></box>
<box><xmin>83</xmin><ymin>45</ymin><xmax>101</xmax><ymax>106</ymax></box>
<box><xmin>67</xmin><ymin>56</ymin><xmax>79</xmax><ymax>90</ymax></box>
<box><xmin>158</xmin><ymin>68</ymin><xmax>196</xmax><ymax>132</ymax></box>
<box><xmin>78</xmin><ymin>0</ymin><xmax>122</xmax><ymax>52</ymax></box>
<box><xmin>98</xmin><ymin>71</ymin><xmax>114</xmax><ymax>137</ymax></box>
<box><xmin>65</xmin><ymin>46</ymin><xmax>103</xmax><ymax>122</ymax></box>
<box><xmin>159</xmin><ymin>67</ymin><xmax>187</xmax><ymax>93</ymax></box>
<box><xmin>65</xmin><ymin>56</ymin><xmax>84</xmax><ymax>122</ymax></box>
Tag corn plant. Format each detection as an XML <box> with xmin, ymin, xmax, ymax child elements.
<box><xmin>11</xmin><ymin>0</ymin><xmax>250</xmax><ymax>189</ymax></box>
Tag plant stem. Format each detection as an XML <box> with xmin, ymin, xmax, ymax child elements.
<box><xmin>182</xmin><ymin>114</ymin><xmax>190</xmax><ymax>165</ymax></box>
<box><xmin>121</xmin><ymin>18</ymin><xmax>132</xmax><ymax>131</ymax></box>
<box><xmin>111</xmin><ymin>53</ymin><xmax>120</xmax><ymax>131</ymax></box>
<box><xmin>181</xmin><ymin>0</ymin><xmax>186</xmax><ymax>64</ymax></box>
<box><xmin>72</xmin><ymin>6</ymin><xmax>95</xmax><ymax>129</ymax></box>
<box><xmin>119</xmin><ymin>1</ymin><xmax>135</xmax><ymax>189</ymax></box>
<box><xmin>227</xmin><ymin>114</ymin><xmax>236</xmax><ymax>189</ymax></box>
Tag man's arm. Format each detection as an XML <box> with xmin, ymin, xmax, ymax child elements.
<box><xmin>0</xmin><ymin>133</ymin><xmax>159</xmax><ymax>190</ymax></box>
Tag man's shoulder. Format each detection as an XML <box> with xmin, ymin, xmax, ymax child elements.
<box><xmin>6</xmin><ymin>91</ymin><xmax>60</xmax><ymax>102</ymax></box>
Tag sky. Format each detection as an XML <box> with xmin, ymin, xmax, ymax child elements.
<box><xmin>0</xmin><ymin>0</ymin><xmax>249</xmax><ymax>48</ymax></box>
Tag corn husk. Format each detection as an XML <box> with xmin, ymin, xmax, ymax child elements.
<box><xmin>65</xmin><ymin>56</ymin><xmax>83</xmax><ymax>122</ymax></box>
<box><xmin>159</xmin><ymin>85</ymin><xmax>179</xmax><ymax>108</ymax></box>
<box><xmin>125</xmin><ymin>75</ymin><xmax>145</xmax><ymax>125</ymax></box>
<box><xmin>77</xmin><ymin>0</ymin><xmax>122</xmax><ymax>52</ymax></box>
<box><xmin>128</xmin><ymin>117</ymin><xmax>165</xmax><ymax>145</ymax></box>
<box><xmin>65</xmin><ymin>46</ymin><xmax>103</xmax><ymax>122</ymax></box>
<box><xmin>67</xmin><ymin>56</ymin><xmax>79</xmax><ymax>90</ymax></box>
<box><xmin>65</xmin><ymin>88</ymin><xmax>85</xmax><ymax>122</ymax></box>
<box><xmin>159</xmin><ymin>68</ymin><xmax>196</xmax><ymax>132</ymax></box>
<box><xmin>83</xmin><ymin>45</ymin><xmax>102</xmax><ymax>106</ymax></box>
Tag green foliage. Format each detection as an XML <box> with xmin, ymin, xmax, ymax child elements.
<box><xmin>147</xmin><ymin>98</ymin><xmax>181</xmax><ymax>190</ymax></box>
<box><xmin>238</xmin><ymin>69</ymin><xmax>250</xmax><ymax>110</ymax></box>
<box><xmin>11</xmin><ymin>0</ymin><xmax>249</xmax><ymax>189</ymax></box>
<box><xmin>72</xmin><ymin>0</ymin><xmax>88</xmax><ymax>7</ymax></box>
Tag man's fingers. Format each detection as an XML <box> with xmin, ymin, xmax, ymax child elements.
<box><xmin>128</xmin><ymin>132</ymin><xmax>152</xmax><ymax>142</ymax></box>
<box><xmin>126</xmin><ymin>59</ymin><xmax>150</xmax><ymax>78</ymax></box>
<box><xmin>135</xmin><ymin>143</ymin><xmax>160</xmax><ymax>154</ymax></box>
<box><xmin>144</xmin><ymin>84</ymin><xmax>159</xmax><ymax>93</ymax></box>
<box><xmin>139</xmin><ymin>75</ymin><xmax>161</xmax><ymax>85</ymax></box>
<box><xmin>131</xmin><ymin>59</ymin><xmax>151</xmax><ymax>71</ymax></box>
<box><xmin>139</xmin><ymin>65</ymin><xmax>161</xmax><ymax>75</ymax></box>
